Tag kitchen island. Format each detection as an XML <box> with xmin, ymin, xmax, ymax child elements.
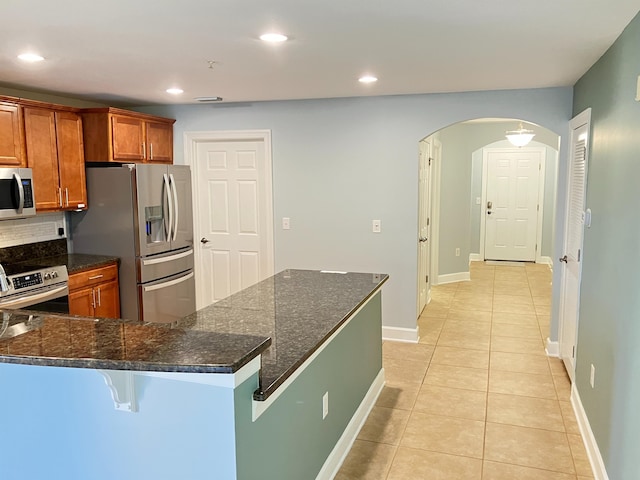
<box><xmin>0</xmin><ymin>269</ymin><xmax>388</xmax><ymax>480</ymax></box>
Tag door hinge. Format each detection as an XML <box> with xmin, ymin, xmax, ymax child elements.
<box><xmin>427</xmin><ymin>217</ymin><xmax>430</xmax><ymax>226</ymax></box>
<box><xmin>578</xmin><ymin>249</ymin><xmax>581</xmax><ymax>262</ymax></box>
<box><xmin>535</xmin><ymin>244</ymin><xmax>538</xmax><ymax>252</ymax></box>
<box><xmin>572</xmin><ymin>345</ymin><xmax>575</xmax><ymax>358</ymax></box>
<box><xmin>539</xmin><ymin>163</ymin><xmax>542</xmax><ymax>171</ymax></box>
<box><xmin>428</xmin><ymin>157</ymin><xmax>433</xmax><ymax>166</ymax></box>
<box><xmin>426</xmin><ymin>275</ymin><xmax>429</xmax><ymax>283</ymax></box>
<box><xmin>537</xmin><ymin>204</ymin><xmax>539</xmax><ymax>211</ymax></box>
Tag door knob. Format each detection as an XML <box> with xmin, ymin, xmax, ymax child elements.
<box><xmin>419</xmin><ymin>236</ymin><xmax>428</xmax><ymax>242</ymax></box>
<box><xmin>559</xmin><ymin>255</ymin><xmax>568</xmax><ymax>263</ymax></box>
<box><xmin>200</xmin><ymin>237</ymin><xmax>210</xmax><ymax>244</ymax></box>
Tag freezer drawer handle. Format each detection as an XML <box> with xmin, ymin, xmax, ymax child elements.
<box><xmin>142</xmin><ymin>249</ymin><xmax>193</xmax><ymax>266</ymax></box>
<box><xmin>143</xmin><ymin>272</ymin><xmax>194</xmax><ymax>292</ymax></box>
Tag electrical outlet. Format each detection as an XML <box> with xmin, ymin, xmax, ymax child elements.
<box><xmin>590</xmin><ymin>364</ymin><xmax>595</xmax><ymax>388</ymax></box>
<box><xmin>322</xmin><ymin>392</ymin><xmax>329</xmax><ymax>419</ymax></box>
<box><xmin>372</xmin><ymin>220</ymin><xmax>381</xmax><ymax>233</ymax></box>
<box><xmin>282</xmin><ymin>217</ymin><xmax>290</xmax><ymax>230</ymax></box>
<box><xmin>455</xmin><ymin>247</ymin><xmax>460</xmax><ymax>257</ymax></box>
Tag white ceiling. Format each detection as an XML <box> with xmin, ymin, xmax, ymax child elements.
<box><xmin>1</xmin><ymin>0</ymin><xmax>638</xmax><ymax>106</ymax></box>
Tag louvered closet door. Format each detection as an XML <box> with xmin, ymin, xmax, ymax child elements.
<box><xmin>560</xmin><ymin>112</ymin><xmax>590</xmax><ymax>380</ymax></box>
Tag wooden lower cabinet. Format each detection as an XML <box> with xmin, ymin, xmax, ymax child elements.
<box><xmin>68</xmin><ymin>263</ymin><xmax>120</xmax><ymax>319</ymax></box>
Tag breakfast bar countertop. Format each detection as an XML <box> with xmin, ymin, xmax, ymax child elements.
<box><xmin>0</xmin><ymin>269</ymin><xmax>388</xmax><ymax>400</ymax></box>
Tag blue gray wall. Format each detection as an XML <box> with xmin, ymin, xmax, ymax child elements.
<box><xmin>436</xmin><ymin>122</ymin><xmax>559</xmax><ymax>276</ymax></box>
<box><xmin>572</xmin><ymin>11</ymin><xmax>640</xmax><ymax>479</ymax></box>
<box><xmin>137</xmin><ymin>87</ymin><xmax>573</xmax><ymax>337</ymax></box>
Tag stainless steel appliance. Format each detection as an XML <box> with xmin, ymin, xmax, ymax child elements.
<box><xmin>0</xmin><ymin>167</ymin><xmax>36</xmax><ymax>219</ymax></box>
<box><xmin>0</xmin><ymin>263</ymin><xmax>69</xmax><ymax>313</ymax></box>
<box><xmin>71</xmin><ymin>164</ymin><xmax>195</xmax><ymax>323</ymax></box>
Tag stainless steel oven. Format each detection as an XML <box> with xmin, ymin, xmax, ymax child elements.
<box><xmin>0</xmin><ymin>264</ymin><xmax>69</xmax><ymax>313</ymax></box>
<box><xmin>0</xmin><ymin>168</ymin><xmax>36</xmax><ymax>219</ymax></box>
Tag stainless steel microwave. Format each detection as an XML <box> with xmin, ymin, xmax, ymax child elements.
<box><xmin>0</xmin><ymin>168</ymin><xmax>36</xmax><ymax>219</ymax></box>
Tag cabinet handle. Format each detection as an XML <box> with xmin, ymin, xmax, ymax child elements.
<box><xmin>97</xmin><ymin>287</ymin><xmax>101</xmax><ymax>307</ymax></box>
<box><xmin>150</xmin><ymin>143</ymin><xmax>154</xmax><ymax>160</ymax></box>
<box><xmin>88</xmin><ymin>274</ymin><xmax>104</xmax><ymax>280</ymax></box>
<box><xmin>65</xmin><ymin>187</ymin><xmax>69</xmax><ymax>206</ymax></box>
<box><xmin>58</xmin><ymin>188</ymin><xmax>63</xmax><ymax>207</ymax></box>
<box><xmin>142</xmin><ymin>141</ymin><xmax>146</xmax><ymax>158</ymax></box>
<box><xmin>91</xmin><ymin>289</ymin><xmax>96</xmax><ymax>308</ymax></box>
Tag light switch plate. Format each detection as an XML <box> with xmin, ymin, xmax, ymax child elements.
<box><xmin>372</xmin><ymin>220</ymin><xmax>381</xmax><ymax>233</ymax></box>
<box><xmin>282</xmin><ymin>217</ymin><xmax>290</xmax><ymax>230</ymax></box>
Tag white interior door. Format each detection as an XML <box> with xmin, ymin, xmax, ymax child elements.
<box><xmin>484</xmin><ymin>148</ymin><xmax>543</xmax><ymax>261</ymax></box>
<box><xmin>188</xmin><ymin>132</ymin><xmax>274</xmax><ymax>308</ymax></box>
<box><xmin>417</xmin><ymin>139</ymin><xmax>432</xmax><ymax>316</ymax></box>
<box><xmin>560</xmin><ymin>110</ymin><xmax>591</xmax><ymax>380</ymax></box>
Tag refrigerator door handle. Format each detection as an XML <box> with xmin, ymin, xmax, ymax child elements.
<box><xmin>163</xmin><ymin>173</ymin><xmax>173</xmax><ymax>240</ymax></box>
<box><xmin>142</xmin><ymin>248</ymin><xmax>193</xmax><ymax>266</ymax></box>
<box><xmin>169</xmin><ymin>173</ymin><xmax>179</xmax><ymax>241</ymax></box>
<box><xmin>143</xmin><ymin>272</ymin><xmax>194</xmax><ymax>292</ymax></box>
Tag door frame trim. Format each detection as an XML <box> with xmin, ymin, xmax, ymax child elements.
<box><xmin>480</xmin><ymin>146</ymin><xmax>546</xmax><ymax>262</ymax></box>
<box><xmin>183</xmin><ymin>129</ymin><xmax>275</xmax><ymax>309</ymax></box>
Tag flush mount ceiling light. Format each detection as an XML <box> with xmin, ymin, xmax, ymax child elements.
<box><xmin>166</xmin><ymin>88</ymin><xmax>184</xmax><ymax>95</ymax></box>
<box><xmin>506</xmin><ymin>122</ymin><xmax>536</xmax><ymax>147</ymax></box>
<box><xmin>260</xmin><ymin>33</ymin><xmax>288</xmax><ymax>43</ymax></box>
<box><xmin>358</xmin><ymin>75</ymin><xmax>378</xmax><ymax>84</ymax></box>
<box><xmin>18</xmin><ymin>53</ymin><xmax>44</xmax><ymax>62</ymax></box>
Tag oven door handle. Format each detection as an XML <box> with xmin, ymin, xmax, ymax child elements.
<box><xmin>0</xmin><ymin>285</ymin><xmax>68</xmax><ymax>309</ymax></box>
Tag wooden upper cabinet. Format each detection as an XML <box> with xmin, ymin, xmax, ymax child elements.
<box><xmin>112</xmin><ymin>114</ymin><xmax>145</xmax><ymax>161</ymax></box>
<box><xmin>24</xmin><ymin>107</ymin><xmax>61</xmax><ymax>210</ymax></box>
<box><xmin>146</xmin><ymin>121</ymin><xmax>173</xmax><ymax>163</ymax></box>
<box><xmin>0</xmin><ymin>103</ymin><xmax>26</xmax><ymax>167</ymax></box>
<box><xmin>81</xmin><ymin>108</ymin><xmax>175</xmax><ymax>164</ymax></box>
<box><xmin>23</xmin><ymin>106</ymin><xmax>87</xmax><ymax>211</ymax></box>
<box><xmin>55</xmin><ymin>111</ymin><xmax>87</xmax><ymax>209</ymax></box>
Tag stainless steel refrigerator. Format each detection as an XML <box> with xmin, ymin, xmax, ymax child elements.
<box><xmin>71</xmin><ymin>164</ymin><xmax>195</xmax><ymax>323</ymax></box>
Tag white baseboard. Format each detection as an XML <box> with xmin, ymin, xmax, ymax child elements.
<box><xmin>571</xmin><ymin>384</ymin><xmax>608</xmax><ymax>480</ymax></box>
<box><xmin>382</xmin><ymin>326</ymin><xmax>419</xmax><ymax>343</ymax></box>
<box><xmin>545</xmin><ymin>338</ymin><xmax>559</xmax><ymax>357</ymax></box>
<box><xmin>469</xmin><ymin>253</ymin><xmax>483</xmax><ymax>262</ymax></box>
<box><xmin>316</xmin><ymin>368</ymin><xmax>385</xmax><ymax>480</ymax></box>
<box><xmin>538</xmin><ymin>255</ymin><xmax>553</xmax><ymax>266</ymax></box>
<box><xmin>437</xmin><ymin>272</ymin><xmax>471</xmax><ymax>284</ymax></box>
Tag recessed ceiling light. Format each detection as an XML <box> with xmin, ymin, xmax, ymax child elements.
<box><xmin>166</xmin><ymin>88</ymin><xmax>184</xmax><ymax>95</ymax></box>
<box><xmin>260</xmin><ymin>33</ymin><xmax>288</xmax><ymax>43</ymax></box>
<box><xmin>358</xmin><ymin>75</ymin><xmax>378</xmax><ymax>84</ymax></box>
<box><xmin>18</xmin><ymin>53</ymin><xmax>44</xmax><ymax>63</ymax></box>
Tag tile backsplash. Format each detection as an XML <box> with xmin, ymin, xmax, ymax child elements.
<box><xmin>0</xmin><ymin>212</ymin><xmax>66</xmax><ymax>248</ymax></box>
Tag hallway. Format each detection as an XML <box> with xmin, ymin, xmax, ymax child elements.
<box><xmin>336</xmin><ymin>262</ymin><xmax>593</xmax><ymax>479</ymax></box>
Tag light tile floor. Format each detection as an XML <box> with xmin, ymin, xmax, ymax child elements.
<box><xmin>336</xmin><ymin>261</ymin><xmax>594</xmax><ymax>480</ymax></box>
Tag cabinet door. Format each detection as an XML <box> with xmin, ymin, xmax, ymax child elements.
<box><xmin>69</xmin><ymin>287</ymin><xmax>95</xmax><ymax>317</ymax></box>
<box><xmin>0</xmin><ymin>104</ymin><xmax>25</xmax><ymax>166</ymax></box>
<box><xmin>111</xmin><ymin>115</ymin><xmax>145</xmax><ymax>161</ymax></box>
<box><xmin>55</xmin><ymin>111</ymin><xmax>87</xmax><ymax>210</ymax></box>
<box><xmin>94</xmin><ymin>280</ymin><xmax>120</xmax><ymax>319</ymax></box>
<box><xmin>146</xmin><ymin>121</ymin><xmax>173</xmax><ymax>163</ymax></box>
<box><xmin>24</xmin><ymin>107</ymin><xmax>61</xmax><ymax>210</ymax></box>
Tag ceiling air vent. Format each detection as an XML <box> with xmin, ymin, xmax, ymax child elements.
<box><xmin>194</xmin><ymin>97</ymin><xmax>223</xmax><ymax>102</ymax></box>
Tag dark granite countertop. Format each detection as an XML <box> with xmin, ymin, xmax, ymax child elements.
<box><xmin>24</xmin><ymin>253</ymin><xmax>120</xmax><ymax>274</ymax></box>
<box><xmin>0</xmin><ymin>269</ymin><xmax>388</xmax><ymax>400</ymax></box>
